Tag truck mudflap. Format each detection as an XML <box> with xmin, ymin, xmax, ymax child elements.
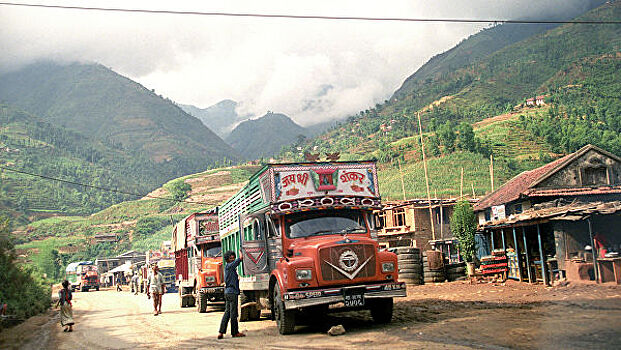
<box><xmin>283</xmin><ymin>282</ymin><xmax>406</xmax><ymax>310</ymax></box>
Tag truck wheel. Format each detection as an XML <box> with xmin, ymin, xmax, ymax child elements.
<box><xmin>273</xmin><ymin>285</ymin><xmax>295</xmax><ymax>335</ymax></box>
<box><xmin>370</xmin><ymin>298</ymin><xmax>393</xmax><ymax>324</ymax></box>
<box><xmin>197</xmin><ymin>292</ymin><xmax>207</xmax><ymax>313</ymax></box>
<box><xmin>95</xmin><ymin>286</ymin><xmax>99</xmax><ymax>291</ymax></box>
<box><xmin>240</xmin><ymin>292</ymin><xmax>261</xmax><ymax>321</ymax></box>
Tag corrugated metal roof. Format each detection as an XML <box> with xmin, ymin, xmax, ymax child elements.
<box><xmin>479</xmin><ymin>200</ymin><xmax>621</xmax><ymax>228</ymax></box>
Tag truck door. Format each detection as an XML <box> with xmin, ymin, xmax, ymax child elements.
<box><xmin>240</xmin><ymin>215</ymin><xmax>269</xmax><ymax>275</ymax></box>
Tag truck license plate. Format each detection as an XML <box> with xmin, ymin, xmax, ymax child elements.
<box><xmin>343</xmin><ymin>289</ymin><xmax>365</xmax><ymax>307</ymax></box>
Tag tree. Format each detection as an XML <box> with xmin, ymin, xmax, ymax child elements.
<box><xmin>450</xmin><ymin>201</ymin><xmax>477</xmax><ymax>263</ymax></box>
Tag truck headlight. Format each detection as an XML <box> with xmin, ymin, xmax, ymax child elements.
<box><xmin>295</xmin><ymin>269</ymin><xmax>312</xmax><ymax>281</ymax></box>
<box><xmin>205</xmin><ymin>276</ymin><xmax>215</xmax><ymax>283</ymax></box>
<box><xmin>382</xmin><ymin>262</ymin><xmax>395</xmax><ymax>273</ymax></box>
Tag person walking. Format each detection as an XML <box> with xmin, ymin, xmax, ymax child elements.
<box><xmin>116</xmin><ymin>276</ymin><xmax>122</xmax><ymax>292</ymax></box>
<box><xmin>131</xmin><ymin>273</ymin><xmax>139</xmax><ymax>295</ymax></box>
<box><xmin>56</xmin><ymin>280</ymin><xmax>74</xmax><ymax>332</ymax></box>
<box><xmin>218</xmin><ymin>250</ymin><xmax>245</xmax><ymax>339</ymax></box>
<box><xmin>147</xmin><ymin>265</ymin><xmax>165</xmax><ymax>316</ymax></box>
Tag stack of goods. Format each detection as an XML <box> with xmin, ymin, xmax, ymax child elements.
<box><xmin>480</xmin><ymin>249</ymin><xmax>508</xmax><ymax>281</ymax></box>
<box><xmin>396</xmin><ymin>247</ymin><xmax>423</xmax><ymax>285</ymax></box>
<box><xmin>445</xmin><ymin>262</ymin><xmax>467</xmax><ymax>281</ymax></box>
<box><xmin>423</xmin><ymin>250</ymin><xmax>446</xmax><ymax>284</ymax></box>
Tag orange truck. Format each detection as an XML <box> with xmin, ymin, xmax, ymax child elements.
<box><xmin>172</xmin><ymin>209</ymin><xmax>224</xmax><ymax>312</ymax></box>
<box><xmin>219</xmin><ymin>161</ymin><xmax>406</xmax><ymax>334</ymax></box>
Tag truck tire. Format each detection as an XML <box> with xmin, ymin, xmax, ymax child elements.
<box><xmin>273</xmin><ymin>284</ymin><xmax>295</xmax><ymax>335</ymax></box>
<box><xmin>239</xmin><ymin>292</ymin><xmax>261</xmax><ymax>321</ymax></box>
<box><xmin>95</xmin><ymin>286</ymin><xmax>99</xmax><ymax>291</ymax></box>
<box><xmin>197</xmin><ymin>292</ymin><xmax>207</xmax><ymax>313</ymax></box>
<box><xmin>398</xmin><ymin>263</ymin><xmax>420</xmax><ymax>270</ymax></box>
<box><xmin>370</xmin><ymin>298</ymin><xmax>393</xmax><ymax>323</ymax></box>
<box><xmin>398</xmin><ymin>254</ymin><xmax>420</xmax><ymax>261</ymax></box>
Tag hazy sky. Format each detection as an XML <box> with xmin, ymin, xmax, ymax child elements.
<box><xmin>0</xmin><ymin>1</ymin><xmax>595</xmax><ymax>126</ymax></box>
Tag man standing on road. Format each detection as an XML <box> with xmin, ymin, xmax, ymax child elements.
<box><xmin>218</xmin><ymin>250</ymin><xmax>246</xmax><ymax>339</ymax></box>
<box><xmin>147</xmin><ymin>265</ymin><xmax>165</xmax><ymax>316</ymax></box>
<box><xmin>131</xmin><ymin>273</ymin><xmax>139</xmax><ymax>295</ymax></box>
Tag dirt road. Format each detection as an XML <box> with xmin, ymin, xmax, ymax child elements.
<box><xmin>2</xmin><ymin>281</ymin><xmax>620</xmax><ymax>349</ymax></box>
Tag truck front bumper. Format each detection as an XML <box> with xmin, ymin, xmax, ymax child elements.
<box><xmin>283</xmin><ymin>282</ymin><xmax>406</xmax><ymax>310</ymax></box>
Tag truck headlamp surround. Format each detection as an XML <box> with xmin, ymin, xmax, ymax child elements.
<box><xmin>205</xmin><ymin>276</ymin><xmax>216</xmax><ymax>283</ymax></box>
<box><xmin>382</xmin><ymin>262</ymin><xmax>395</xmax><ymax>273</ymax></box>
<box><xmin>295</xmin><ymin>269</ymin><xmax>313</xmax><ymax>281</ymax></box>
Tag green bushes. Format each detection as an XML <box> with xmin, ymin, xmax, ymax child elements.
<box><xmin>0</xmin><ymin>218</ymin><xmax>51</xmax><ymax>326</ymax></box>
<box><xmin>450</xmin><ymin>201</ymin><xmax>477</xmax><ymax>263</ymax></box>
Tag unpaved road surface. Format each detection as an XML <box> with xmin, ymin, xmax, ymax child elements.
<box><xmin>2</xmin><ymin>281</ymin><xmax>620</xmax><ymax>349</ymax></box>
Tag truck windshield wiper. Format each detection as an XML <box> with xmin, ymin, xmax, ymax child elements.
<box><xmin>339</xmin><ymin>227</ymin><xmax>365</xmax><ymax>234</ymax></box>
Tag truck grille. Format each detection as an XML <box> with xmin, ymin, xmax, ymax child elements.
<box><xmin>319</xmin><ymin>244</ymin><xmax>376</xmax><ymax>281</ymax></box>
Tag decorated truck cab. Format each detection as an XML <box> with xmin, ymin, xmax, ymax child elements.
<box><xmin>219</xmin><ymin>161</ymin><xmax>406</xmax><ymax>334</ymax></box>
<box><xmin>173</xmin><ymin>209</ymin><xmax>225</xmax><ymax>312</ymax></box>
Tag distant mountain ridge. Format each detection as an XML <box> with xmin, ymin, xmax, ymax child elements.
<box><xmin>179</xmin><ymin>100</ymin><xmax>248</xmax><ymax>138</ymax></box>
<box><xmin>0</xmin><ymin>62</ymin><xmax>240</xmax><ymax>166</ymax></box>
<box><xmin>226</xmin><ymin>112</ymin><xmax>307</xmax><ymax>160</ymax></box>
<box><xmin>0</xmin><ymin>61</ymin><xmax>241</xmax><ymax>222</ymax></box>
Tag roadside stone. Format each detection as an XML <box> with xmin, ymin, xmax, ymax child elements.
<box><xmin>328</xmin><ymin>325</ymin><xmax>346</xmax><ymax>336</ymax></box>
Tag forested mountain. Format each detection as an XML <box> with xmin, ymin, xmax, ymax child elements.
<box><xmin>0</xmin><ymin>62</ymin><xmax>241</xmax><ymax>223</ymax></box>
<box><xmin>286</xmin><ymin>2</ymin><xmax>620</xmax><ymax>158</ymax></box>
<box><xmin>280</xmin><ymin>1</ymin><xmax>620</xmax><ymax>199</ymax></box>
<box><xmin>0</xmin><ymin>105</ymin><xmax>150</xmax><ymax>224</ymax></box>
<box><xmin>0</xmin><ymin>62</ymin><xmax>240</xmax><ymax>166</ymax></box>
<box><xmin>226</xmin><ymin>112</ymin><xmax>307</xmax><ymax>160</ymax></box>
<box><xmin>180</xmin><ymin>100</ymin><xmax>247</xmax><ymax>138</ymax></box>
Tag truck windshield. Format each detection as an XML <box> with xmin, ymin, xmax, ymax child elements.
<box><xmin>203</xmin><ymin>246</ymin><xmax>222</xmax><ymax>258</ymax></box>
<box><xmin>285</xmin><ymin>209</ymin><xmax>368</xmax><ymax>239</ymax></box>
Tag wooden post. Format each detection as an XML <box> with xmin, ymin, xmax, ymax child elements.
<box><xmin>588</xmin><ymin>218</ymin><xmax>599</xmax><ymax>283</ymax></box>
<box><xmin>489</xmin><ymin>154</ymin><xmax>495</xmax><ymax>193</ymax></box>
<box><xmin>471</xmin><ymin>183</ymin><xmax>476</xmax><ymax>198</ymax></box>
<box><xmin>490</xmin><ymin>230</ymin><xmax>495</xmax><ymax>251</ymax></box>
<box><xmin>460</xmin><ymin>167</ymin><xmax>464</xmax><ymax>198</ymax></box>
<box><xmin>522</xmin><ymin>227</ymin><xmax>532</xmax><ymax>283</ymax></box>
<box><xmin>417</xmin><ymin>112</ymin><xmax>435</xmax><ymax>241</ymax></box>
<box><xmin>439</xmin><ymin>193</ymin><xmax>444</xmax><ymax>239</ymax></box>
<box><xmin>398</xmin><ymin>159</ymin><xmax>407</xmax><ymax>201</ymax></box>
<box><xmin>536</xmin><ymin>224</ymin><xmax>548</xmax><ymax>285</ymax></box>
<box><xmin>501</xmin><ymin>228</ymin><xmax>506</xmax><ymax>251</ymax></box>
<box><xmin>512</xmin><ymin>227</ymin><xmax>523</xmax><ymax>281</ymax></box>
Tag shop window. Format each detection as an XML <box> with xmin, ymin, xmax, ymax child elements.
<box><xmin>484</xmin><ymin>209</ymin><xmax>491</xmax><ymax>221</ymax></box>
<box><xmin>393</xmin><ymin>209</ymin><xmax>405</xmax><ymax>227</ymax></box>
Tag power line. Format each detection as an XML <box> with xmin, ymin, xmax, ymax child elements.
<box><xmin>0</xmin><ymin>165</ymin><xmax>213</xmax><ymax>206</ymax></box>
<box><xmin>1</xmin><ymin>2</ymin><xmax>620</xmax><ymax>24</ymax></box>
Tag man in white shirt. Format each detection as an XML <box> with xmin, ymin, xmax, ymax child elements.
<box><xmin>147</xmin><ymin>265</ymin><xmax>165</xmax><ymax>316</ymax></box>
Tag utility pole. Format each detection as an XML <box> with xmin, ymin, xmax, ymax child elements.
<box><xmin>417</xmin><ymin>112</ymin><xmax>435</xmax><ymax>241</ymax></box>
<box><xmin>460</xmin><ymin>167</ymin><xmax>464</xmax><ymax>198</ymax></box>
<box><xmin>489</xmin><ymin>154</ymin><xmax>495</xmax><ymax>192</ymax></box>
<box><xmin>398</xmin><ymin>159</ymin><xmax>407</xmax><ymax>201</ymax></box>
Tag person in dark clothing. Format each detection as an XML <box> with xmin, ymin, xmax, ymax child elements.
<box><xmin>218</xmin><ymin>250</ymin><xmax>246</xmax><ymax>339</ymax></box>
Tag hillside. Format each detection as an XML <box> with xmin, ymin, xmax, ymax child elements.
<box><xmin>0</xmin><ymin>104</ymin><xmax>153</xmax><ymax>224</ymax></box>
<box><xmin>13</xmin><ymin>164</ymin><xmax>261</xmax><ymax>280</ymax></box>
<box><xmin>280</xmin><ymin>1</ymin><xmax>621</xmax><ymax>199</ymax></box>
<box><xmin>180</xmin><ymin>99</ymin><xmax>247</xmax><ymax>138</ymax></box>
<box><xmin>226</xmin><ymin>112</ymin><xmax>308</xmax><ymax>160</ymax></box>
<box><xmin>0</xmin><ymin>62</ymin><xmax>240</xmax><ymax>167</ymax></box>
